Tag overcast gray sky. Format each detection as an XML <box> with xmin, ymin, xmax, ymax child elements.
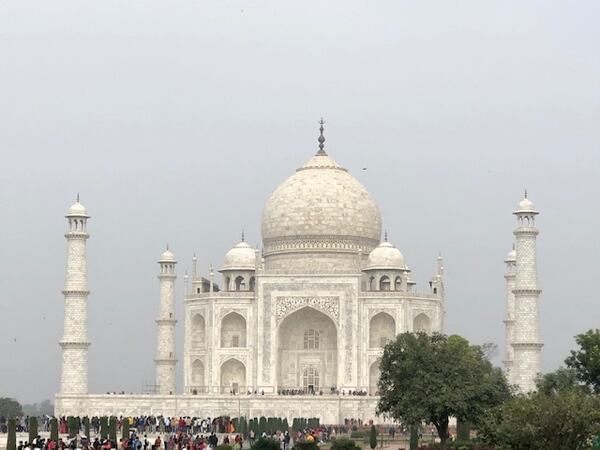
<box><xmin>1</xmin><ymin>1</ymin><xmax>599</xmax><ymax>404</ymax></box>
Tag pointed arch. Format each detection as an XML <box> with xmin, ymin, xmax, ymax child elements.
<box><xmin>413</xmin><ymin>313</ymin><xmax>431</xmax><ymax>333</ymax></box>
<box><xmin>191</xmin><ymin>313</ymin><xmax>205</xmax><ymax>348</ymax></box>
<box><xmin>369</xmin><ymin>312</ymin><xmax>395</xmax><ymax>348</ymax></box>
<box><xmin>220</xmin><ymin>358</ymin><xmax>246</xmax><ymax>394</ymax></box>
<box><xmin>221</xmin><ymin>312</ymin><xmax>246</xmax><ymax>348</ymax></box>
<box><xmin>379</xmin><ymin>275</ymin><xmax>391</xmax><ymax>291</ymax></box>
<box><xmin>191</xmin><ymin>359</ymin><xmax>205</xmax><ymax>386</ymax></box>
<box><xmin>369</xmin><ymin>360</ymin><xmax>381</xmax><ymax>395</ymax></box>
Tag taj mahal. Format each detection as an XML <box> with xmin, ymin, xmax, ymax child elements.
<box><xmin>54</xmin><ymin>122</ymin><xmax>542</xmax><ymax>423</ymax></box>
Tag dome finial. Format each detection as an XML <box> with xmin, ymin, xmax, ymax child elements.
<box><xmin>76</xmin><ymin>193</ymin><xmax>80</xmax><ymax>203</ymax></box>
<box><xmin>316</xmin><ymin>117</ymin><xmax>327</xmax><ymax>155</ymax></box>
<box><xmin>384</xmin><ymin>229</ymin><xmax>388</xmax><ymax>242</ymax></box>
<box><xmin>524</xmin><ymin>188</ymin><xmax>528</xmax><ymax>199</ymax></box>
<box><xmin>241</xmin><ymin>230</ymin><xmax>245</xmax><ymax>242</ymax></box>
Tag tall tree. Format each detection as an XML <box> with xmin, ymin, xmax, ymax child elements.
<box><xmin>565</xmin><ymin>329</ymin><xmax>600</xmax><ymax>392</ymax></box>
<box><xmin>0</xmin><ymin>398</ymin><xmax>23</xmax><ymax>418</ymax></box>
<box><xmin>479</xmin><ymin>388</ymin><xmax>600</xmax><ymax>449</ymax></box>
<box><xmin>376</xmin><ymin>332</ymin><xmax>510</xmax><ymax>449</ymax></box>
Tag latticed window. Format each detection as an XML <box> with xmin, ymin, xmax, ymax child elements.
<box><xmin>303</xmin><ymin>329</ymin><xmax>320</xmax><ymax>349</ymax></box>
<box><xmin>232</xmin><ymin>335</ymin><xmax>240</xmax><ymax>347</ymax></box>
<box><xmin>303</xmin><ymin>366</ymin><xmax>320</xmax><ymax>392</ymax></box>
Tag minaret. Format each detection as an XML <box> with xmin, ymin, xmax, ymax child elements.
<box><xmin>431</xmin><ymin>254</ymin><xmax>445</xmax><ymax>331</ymax></box>
<box><xmin>502</xmin><ymin>245</ymin><xmax>517</xmax><ymax>383</ymax></box>
<box><xmin>155</xmin><ymin>246</ymin><xmax>177</xmax><ymax>395</ymax></box>
<box><xmin>60</xmin><ymin>196</ymin><xmax>91</xmax><ymax>395</ymax></box>
<box><xmin>511</xmin><ymin>192</ymin><xmax>543</xmax><ymax>392</ymax></box>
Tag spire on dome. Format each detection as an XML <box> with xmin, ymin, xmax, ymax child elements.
<box><xmin>384</xmin><ymin>230</ymin><xmax>388</xmax><ymax>242</ymax></box>
<box><xmin>316</xmin><ymin>117</ymin><xmax>327</xmax><ymax>155</ymax></box>
<box><xmin>241</xmin><ymin>230</ymin><xmax>245</xmax><ymax>242</ymax></box>
<box><xmin>76</xmin><ymin>193</ymin><xmax>80</xmax><ymax>202</ymax></box>
<box><xmin>524</xmin><ymin>189</ymin><xmax>528</xmax><ymax>199</ymax></box>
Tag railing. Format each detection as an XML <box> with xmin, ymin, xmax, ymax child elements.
<box><xmin>361</xmin><ymin>291</ymin><xmax>439</xmax><ymax>300</ymax></box>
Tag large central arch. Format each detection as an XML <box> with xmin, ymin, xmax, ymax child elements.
<box><xmin>277</xmin><ymin>307</ymin><xmax>337</xmax><ymax>393</ymax></box>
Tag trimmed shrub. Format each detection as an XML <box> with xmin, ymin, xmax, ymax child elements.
<box><xmin>67</xmin><ymin>416</ymin><xmax>78</xmax><ymax>439</ymax></box>
<box><xmin>350</xmin><ymin>432</ymin><xmax>366</xmax><ymax>439</ymax></box>
<box><xmin>293</xmin><ymin>440</ymin><xmax>319</xmax><ymax>450</ymax></box>
<box><xmin>216</xmin><ymin>446</ymin><xmax>233</xmax><ymax>450</ymax></box>
<box><xmin>331</xmin><ymin>437</ymin><xmax>361</xmax><ymax>450</ymax></box>
<box><xmin>369</xmin><ymin>425</ymin><xmax>377</xmax><ymax>450</ymax></box>
<box><xmin>258</xmin><ymin>417</ymin><xmax>267</xmax><ymax>435</ymax></box>
<box><xmin>28</xmin><ymin>416</ymin><xmax>38</xmax><ymax>443</ymax></box>
<box><xmin>283</xmin><ymin>418</ymin><xmax>289</xmax><ymax>431</ymax></box>
<box><xmin>122</xmin><ymin>418</ymin><xmax>130</xmax><ymax>440</ymax></box>
<box><xmin>50</xmin><ymin>418</ymin><xmax>59</xmax><ymax>442</ymax></box>
<box><xmin>251</xmin><ymin>437</ymin><xmax>280</xmax><ymax>450</ymax></box>
<box><xmin>7</xmin><ymin>418</ymin><xmax>17</xmax><ymax>450</ymax></box>
<box><xmin>109</xmin><ymin>417</ymin><xmax>117</xmax><ymax>442</ymax></box>
<box><xmin>100</xmin><ymin>417</ymin><xmax>109</xmax><ymax>439</ymax></box>
<box><xmin>83</xmin><ymin>417</ymin><xmax>90</xmax><ymax>440</ymax></box>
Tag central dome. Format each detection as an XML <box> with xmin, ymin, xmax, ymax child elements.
<box><xmin>261</xmin><ymin>150</ymin><xmax>382</xmax><ymax>273</ymax></box>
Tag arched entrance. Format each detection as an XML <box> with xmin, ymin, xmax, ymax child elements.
<box><xmin>277</xmin><ymin>307</ymin><xmax>337</xmax><ymax>393</ymax></box>
<box><xmin>221</xmin><ymin>312</ymin><xmax>247</xmax><ymax>348</ymax></box>
<box><xmin>369</xmin><ymin>312</ymin><xmax>395</xmax><ymax>348</ymax></box>
<box><xmin>369</xmin><ymin>360</ymin><xmax>381</xmax><ymax>395</ymax></box>
<box><xmin>413</xmin><ymin>313</ymin><xmax>431</xmax><ymax>333</ymax></box>
<box><xmin>191</xmin><ymin>359</ymin><xmax>205</xmax><ymax>389</ymax></box>
<box><xmin>220</xmin><ymin>358</ymin><xmax>246</xmax><ymax>394</ymax></box>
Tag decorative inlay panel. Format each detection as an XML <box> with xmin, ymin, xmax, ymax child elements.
<box><xmin>275</xmin><ymin>296</ymin><xmax>339</xmax><ymax>325</ymax></box>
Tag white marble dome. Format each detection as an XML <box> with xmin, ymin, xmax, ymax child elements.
<box><xmin>506</xmin><ymin>247</ymin><xmax>516</xmax><ymax>262</ymax></box>
<box><xmin>221</xmin><ymin>241</ymin><xmax>256</xmax><ymax>271</ymax></box>
<box><xmin>261</xmin><ymin>152</ymin><xmax>382</xmax><ymax>257</ymax></box>
<box><xmin>160</xmin><ymin>248</ymin><xmax>175</xmax><ymax>261</ymax></box>
<box><xmin>515</xmin><ymin>197</ymin><xmax>537</xmax><ymax>213</ymax></box>
<box><xmin>67</xmin><ymin>201</ymin><xmax>88</xmax><ymax>217</ymax></box>
<box><xmin>365</xmin><ymin>241</ymin><xmax>406</xmax><ymax>270</ymax></box>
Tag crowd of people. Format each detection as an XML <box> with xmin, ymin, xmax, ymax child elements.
<box><xmin>1</xmin><ymin>415</ymin><xmax>377</xmax><ymax>450</ymax></box>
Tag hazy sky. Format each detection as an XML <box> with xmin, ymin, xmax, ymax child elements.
<box><xmin>1</xmin><ymin>1</ymin><xmax>599</xmax><ymax>404</ymax></box>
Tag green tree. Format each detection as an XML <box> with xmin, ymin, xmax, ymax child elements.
<box><xmin>536</xmin><ymin>366</ymin><xmax>585</xmax><ymax>395</ymax></box>
<box><xmin>566</xmin><ymin>329</ymin><xmax>600</xmax><ymax>392</ymax></box>
<box><xmin>376</xmin><ymin>332</ymin><xmax>510</xmax><ymax>449</ymax></box>
<box><xmin>7</xmin><ymin>418</ymin><xmax>17</xmax><ymax>450</ymax></box>
<box><xmin>369</xmin><ymin>425</ymin><xmax>377</xmax><ymax>449</ymax></box>
<box><xmin>479</xmin><ymin>388</ymin><xmax>600</xmax><ymax>449</ymax></box>
<box><xmin>50</xmin><ymin>418</ymin><xmax>59</xmax><ymax>442</ymax></box>
<box><xmin>28</xmin><ymin>416</ymin><xmax>38</xmax><ymax>443</ymax></box>
<box><xmin>0</xmin><ymin>398</ymin><xmax>23</xmax><ymax>418</ymax></box>
<box><xmin>282</xmin><ymin>418</ymin><xmax>289</xmax><ymax>431</ymax></box>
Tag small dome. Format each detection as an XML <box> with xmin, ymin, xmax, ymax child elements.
<box><xmin>221</xmin><ymin>241</ymin><xmax>256</xmax><ymax>271</ymax></box>
<box><xmin>67</xmin><ymin>201</ymin><xmax>88</xmax><ymax>217</ymax></box>
<box><xmin>515</xmin><ymin>195</ymin><xmax>537</xmax><ymax>213</ymax></box>
<box><xmin>505</xmin><ymin>247</ymin><xmax>516</xmax><ymax>262</ymax></box>
<box><xmin>160</xmin><ymin>248</ymin><xmax>175</xmax><ymax>262</ymax></box>
<box><xmin>365</xmin><ymin>241</ymin><xmax>406</xmax><ymax>270</ymax></box>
